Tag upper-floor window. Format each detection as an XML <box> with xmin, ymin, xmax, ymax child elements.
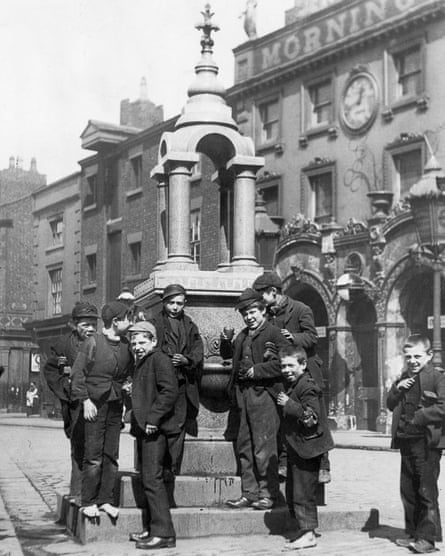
<box><xmin>131</xmin><ymin>155</ymin><xmax>143</xmax><ymax>190</ymax></box>
<box><xmin>308</xmin><ymin>78</ymin><xmax>332</xmax><ymax>128</ymax></box>
<box><xmin>257</xmin><ymin>98</ymin><xmax>280</xmax><ymax>145</ymax></box>
<box><xmin>86</xmin><ymin>253</ymin><xmax>97</xmax><ymax>283</ymax></box>
<box><xmin>129</xmin><ymin>241</ymin><xmax>141</xmax><ymax>275</ymax></box>
<box><xmin>49</xmin><ymin>216</ymin><xmax>63</xmax><ymax>246</ymax></box>
<box><xmin>385</xmin><ymin>134</ymin><xmax>425</xmax><ymax>202</ymax></box>
<box><xmin>48</xmin><ymin>267</ymin><xmax>62</xmax><ymax>316</ymax></box>
<box><xmin>394</xmin><ymin>45</ymin><xmax>422</xmax><ymax>99</ymax></box>
<box><xmin>85</xmin><ymin>174</ymin><xmax>97</xmax><ymax>207</ymax></box>
<box><xmin>393</xmin><ymin>148</ymin><xmax>423</xmax><ymax>200</ymax></box>
<box><xmin>190</xmin><ymin>209</ymin><xmax>201</xmax><ymax>266</ymax></box>
<box><xmin>302</xmin><ymin>160</ymin><xmax>336</xmax><ymax>225</ymax></box>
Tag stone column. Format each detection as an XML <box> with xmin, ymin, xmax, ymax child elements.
<box><xmin>163</xmin><ymin>154</ymin><xmax>199</xmax><ymax>267</ymax></box>
<box><xmin>151</xmin><ymin>167</ymin><xmax>168</xmax><ymax>268</ymax></box>
<box><xmin>227</xmin><ymin>156</ymin><xmax>263</xmax><ymax>267</ymax></box>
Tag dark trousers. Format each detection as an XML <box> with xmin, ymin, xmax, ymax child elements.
<box><xmin>69</xmin><ymin>413</ymin><xmax>85</xmax><ymax>498</ymax></box>
<box><xmin>399</xmin><ymin>438</ymin><xmax>442</xmax><ymax>543</ymax></box>
<box><xmin>138</xmin><ymin>433</ymin><xmax>176</xmax><ymax>538</ymax></box>
<box><xmin>82</xmin><ymin>399</ymin><xmax>122</xmax><ymax>506</ymax></box>
<box><xmin>236</xmin><ymin>386</ymin><xmax>280</xmax><ymax>501</ymax></box>
<box><xmin>286</xmin><ymin>448</ymin><xmax>321</xmax><ymax>534</ymax></box>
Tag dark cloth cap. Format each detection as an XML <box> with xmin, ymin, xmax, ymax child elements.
<box><xmin>236</xmin><ymin>288</ymin><xmax>263</xmax><ymax>311</ymax></box>
<box><xmin>162</xmin><ymin>283</ymin><xmax>186</xmax><ymax>300</ymax></box>
<box><xmin>252</xmin><ymin>272</ymin><xmax>282</xmax><ymax>291</ymax></box>
<box><xmin>101</xmin><ymin>301</ymin><xmax>129</xmax><ymax>322</ymax></box>
<box><xmin>128</xmin><ymin>320</ymin><xmax>157</xmax><ymax>338</ymax></box>
<box><xmin>72</xmin><ymin>302</ymin><xmax>99</xmax><ymax>320</ymax></box>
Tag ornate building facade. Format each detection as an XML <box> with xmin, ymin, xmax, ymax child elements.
<box><xmin>226</xmin><ymin>0</ymin><xmax>445</xmax><ymax>429</ymax></box>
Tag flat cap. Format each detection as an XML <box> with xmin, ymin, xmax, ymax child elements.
<box><xmin>101</xmin><ymin>301</ymin><xmax>129</xmax><ymax>322</ymax></box>
<box><xmin>252</xmin><ymin>272</ymin><xmax>282</xmax><ymax>291</ymax></box>
<box><xmin>72</xmin><ymin>302</ymin><xmax>99</xmax><ymax>320</ymax></box>
<box><xmin>128</xmin><ymin>320</ymin><xmax>157</xmax><ymax>338</ymax></box>
<box><xmin>235</xmin><ymin>287</ymin><xmax>263</xmax><ymax>311</ymax></box>
<box><xmin>117</xmin><ymin>287</ymin><xmax>135</xmax><ymax>301</ymax></box>
<box><xmin>162</xmin><ymin>283</ymin><xmax>186</xmax><ymax>300</ymax></box>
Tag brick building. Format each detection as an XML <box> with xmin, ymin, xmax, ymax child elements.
<box><xmin>0</xmin><ymin>157</ymin><xmax>46</xmax><ymax>412</ymax></box>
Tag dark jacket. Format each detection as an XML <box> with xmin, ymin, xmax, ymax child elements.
<box><xmin>43</xmin><ymin>331</ymin><xmax>84</xmax><ymax>437</ymax></box>
<box><xmin>131</xmin><ymin>348</ymin><xmax>180</xmax><ymax>437</ymax></box>
<box><xmin>387</xmin><ymin>362</ymin><xmax>445</xmax><ymax>449</ymax></box>
<box><xmin>221</xmin><ymin>320</ymin><xmax>290</xmax><ymax>399</ymax></box>
<box><xmin>282</xmin><ymin>371</ymin><xmax>334</xmax><ymax>459</ymax></box>
<box><xmin>70</xmin><ymin>333</ymin><xmax>133</xmax><ymax>402</ymax></box>
<box><xmin>268</xmin><ymin>295</ymin><xmax>322</xmax><ymax>386</ymax></box>
<box><xmin>43</xmin><ymin>331</ymin><xmax>83</xmax><ymax>402</ymax></box>
<box><xmin>150</xmin><ymin>310</ymin><xmax>203</xmax><ymax>413</ymax></box>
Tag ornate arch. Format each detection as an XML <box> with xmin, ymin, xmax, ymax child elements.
<box><xmin>282</xmin><ymin>266</ymin><xmax>336</xmax><ymax>324</ymax></box>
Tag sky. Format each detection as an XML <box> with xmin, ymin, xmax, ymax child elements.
<box><xmin>0</xmin><ymin>0</ymin><xmax>294</xmax><ymax>182</ymax></box>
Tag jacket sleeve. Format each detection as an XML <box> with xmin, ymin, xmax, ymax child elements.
<box><xmin>252</xmin><ymin>328</ymin><xmax>291</xmax><ymax>380</ymax></box>
<box><xmin>146</xmin><ymin>353</ymin><xmax>179</xmax><ymax>427</ymax></box>
<box><xmin>283</xmin><ymin>378</ymin><xmax>321</xmax><ymax>421</ymax></box>
<box><xmin>183</xmin><ymin>320</ymin><xmax>204</xmax><ymax>376</ymax></box>
<box><xmin>70</xmin><ymin>336</ymin><xmax>96</xmax><ymax>401</ymax></box>
<box><xmin>413</xmin><ymin>371</ymin><xmax>445</xmax><ymax>426</ymax></box>
<box><xmin>43</xmin><ymin>337</ymin><xmax>71</xmax><ymax>401</ymax></box>
<box><xmin>386</xmin><ymin>382</ymin><xmax>404</xmax><ymax>411</ymax></box>
<box><xmin>290</xmin><ymin>304</ymin><xmax>318</xmax><ymax>350</ymax></box>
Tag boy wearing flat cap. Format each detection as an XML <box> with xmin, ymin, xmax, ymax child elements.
<box><xmin>70</xmin><ymin>301</ymin><xmax>133</xmax><ymax>519</ymax></box>
<box><xmin>43</xmin><ymin>301</ymin><xmax>98</xmax><ymax>499</ymax></box>
<box><xmin>127</xmin><ymin>320</ymin><xmax>178</xmax><ymax>550</ymax></box>
<box><xmin>252</xmin><ymin>271</ymin><xmax>331</xmax><ymax>484</ymax></box>
<box><xmin>150</xmin><ymin>284</ymin><xmax>203</xmax><ymax>479</ymax></box>
<box><xmin>221</xmin><ymin>287</ymin><xmax>290</xmax><ymax>510</ymax></box>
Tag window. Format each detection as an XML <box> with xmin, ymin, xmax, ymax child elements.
<box><xmin>393</xmin><ymin>149</ymin><xmax>422</xmax><ymax>199</ymax></box>
<box><xmin>190</xmin><ymin>209</ymin><xmax>201</xmax><ymax>265</ymax></box>
<box><xmin>86</xmin><ymin>254</ymin><xmax>97</xmax><ymax>283</ymax></box>
<box><xmin>310</xmin><ymin>172</ymin><xmax>333</xmax><ymax>223</ymax></box>
<box><xmin>49</xmin><ymin>216</ymin><xmax>63</xmax><ymax>246</ymax></box>
<box><xmin>394</xmin><ymin>45</ymin><xmax>422</xmax><ymax>99</ymax></box>
<box><xmin>48</xmin><ymin>268</ymin><xmax>62</xmax><ymax>315</ymax></box>
<box><xmin>85</xmin><ymin>174</ymin><xmax>97</xmax><ymax>207</ymax></box>
<box><xmin>258</xmin><ymin>98</ymin><xmax>279</xmax><ymax>144</ymax></box>
<box><xmin>256</xmin><ymin>173</ymin><xmax>281</xmax><ymax>216</ymax></box>
<box><xmin>302</xmin><ymin>160</ymin><xmax>336</xmax><ymax>224</ymax></box>
<box><xmin>131</xmin><ymin>155</ymin><xmax>143</xmax><ymax>190</ymax></box>
<box><xmin>308</xmin><ymin>79</ymin><xmax>332</xmax><ymax>127</ymax></box>
<box><xmin>129</xmin><ymin>241</ymin><xmax>141</xmax><ymax>275</ymax></box>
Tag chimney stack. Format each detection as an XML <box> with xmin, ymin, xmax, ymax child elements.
<box><xmin>16</xmin><ymin>156</ymin><xmax>23</xmax><ymax>170</ymax></box>
<box><xmin>30</xmin><ymin>157</ymin><xmax>37</xmax><ymax>172</ymax></box>
<box><xmin>9</xmin><ymin>156</ymin><xmax>15</xmax><ymax>169</ymax></box>
<box><xmin>140</xmin><ymin>76</ymin><xmax>148</xmax><ymax>101</ymax></box>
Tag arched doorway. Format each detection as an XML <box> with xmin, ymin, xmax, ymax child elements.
<box><xmin>286</xmin><ymin>282</ymin><xmax>330</xmax><ymax>400</ymax></box>
<box><xmin>399</xmin><ymin>265</ymin><xmax>445</xmax><ymax>358</ymax></box>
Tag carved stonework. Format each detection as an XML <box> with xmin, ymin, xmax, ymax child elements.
<box><xmin>280</xmin><ymin>213</ymin><xmax>321</xmax><ymax>240</ymax></box>
<box><xmin>323</xmin><ymin>251</ymin><xmax>337</xmax><ymax>292</ymax></box>
<box><xmin>287</xmin><ymin>269</ymin><xmax>336</xmax><ymax>324</ymax></box>
<box><xmin>339</xmin><ymin>217</ymin><xmax>368</xmax><ymax>236</ymax></box>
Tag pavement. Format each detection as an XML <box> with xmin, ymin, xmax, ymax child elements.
<box><xmin>0</xmin><ymin>413</ymin><xmax>443</xmax><ymax>555</ymax></box>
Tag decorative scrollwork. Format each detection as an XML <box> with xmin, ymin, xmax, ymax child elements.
<box><xmin>280</xmin><ymin>213</ymin><xmax>321</xmax><ymax>240</ymax></box>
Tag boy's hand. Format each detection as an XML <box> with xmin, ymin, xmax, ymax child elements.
<box><xmin>397</xmin><ymin>377</ymin><xmax>416</xmax><ymax>391</ymax></box>
<box><xmin>172</xmin><ymin>354</ymin><xmax>188</xmax><ymax>366</ymax></box>
<box><xmin>83</xmin><ymin>399</ymin><xmax>97</xmax><ymax>421</ymax></box>
<box><xmin>145</xmin><ymin>424</ymin><xmax>158</xmax><ymax>435</ymax></box>
<box><xmin>277</xmin><ymin>392</ymin><xmax>289</xmax><ymax>406</ymax></box>
<box><xmin>280</xmin><ymin>329</ymin><xmax>293</xmax><ymax>341</ymax></box>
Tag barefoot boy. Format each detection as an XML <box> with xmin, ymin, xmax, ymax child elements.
<box><xmin>276</xmin><ymin>345</ymin><xmax>334</xmax><ymax>550</ymax></box>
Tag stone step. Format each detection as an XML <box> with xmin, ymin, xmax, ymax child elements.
<box><xmin>68</xmin><ymin>503</ymin><xmax>379</xmax><ymax>544</ymax></box>
<box><xmin>180</xmin><ymin>438</ymin><xmax>238</xmax><ymax>475</ymax></box>
<box><xmin>118</xmin><ymin>472</ymin><xmax>325</xmax><ymax>508</ymax></box>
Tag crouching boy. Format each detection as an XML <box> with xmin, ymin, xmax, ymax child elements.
<box><xmin>128</xmin><ymin>321</ymin><xmax>178</xmax><ymax>551</ymax></box>
<box><xmin>277</xmin><ymin>345</ymin><xmax>334</xmax><ymax>550</ymax></box>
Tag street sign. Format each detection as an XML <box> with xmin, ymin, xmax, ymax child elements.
<box><xmin>427</xmin><ymin>316</ymin><xmax>445</xmax><ymax>329</ymax></box>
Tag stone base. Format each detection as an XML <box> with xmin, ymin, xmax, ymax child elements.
<box><xmin>117</xmin><ymin>473</ymin><xmax>325</xmax><ymax>508</ymax></box>
<box><xmin>65</xmin><ymin>502</ymin><xmax>378</xmax><ymax>544</ymax></box>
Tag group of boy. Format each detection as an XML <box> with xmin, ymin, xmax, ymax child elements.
<box><xmin>221</xmin><ymin>271</ymin><xmax>333</xmax><ymax>550</ymax></box>
<box><xmin>44</xmin><ymin>284</ymin><xmax>202</xmax><ymax>551</ymax></box>
<box><xmin>42</xmin><ymin>275</ymin><xmax>445</xmax><ymax>554</ymax></box>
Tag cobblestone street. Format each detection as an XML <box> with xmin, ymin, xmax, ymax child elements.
<box><xmin>0</xmin><ymin>417</ymin><xmax>444</xmax><ymax>555</ymax></box>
